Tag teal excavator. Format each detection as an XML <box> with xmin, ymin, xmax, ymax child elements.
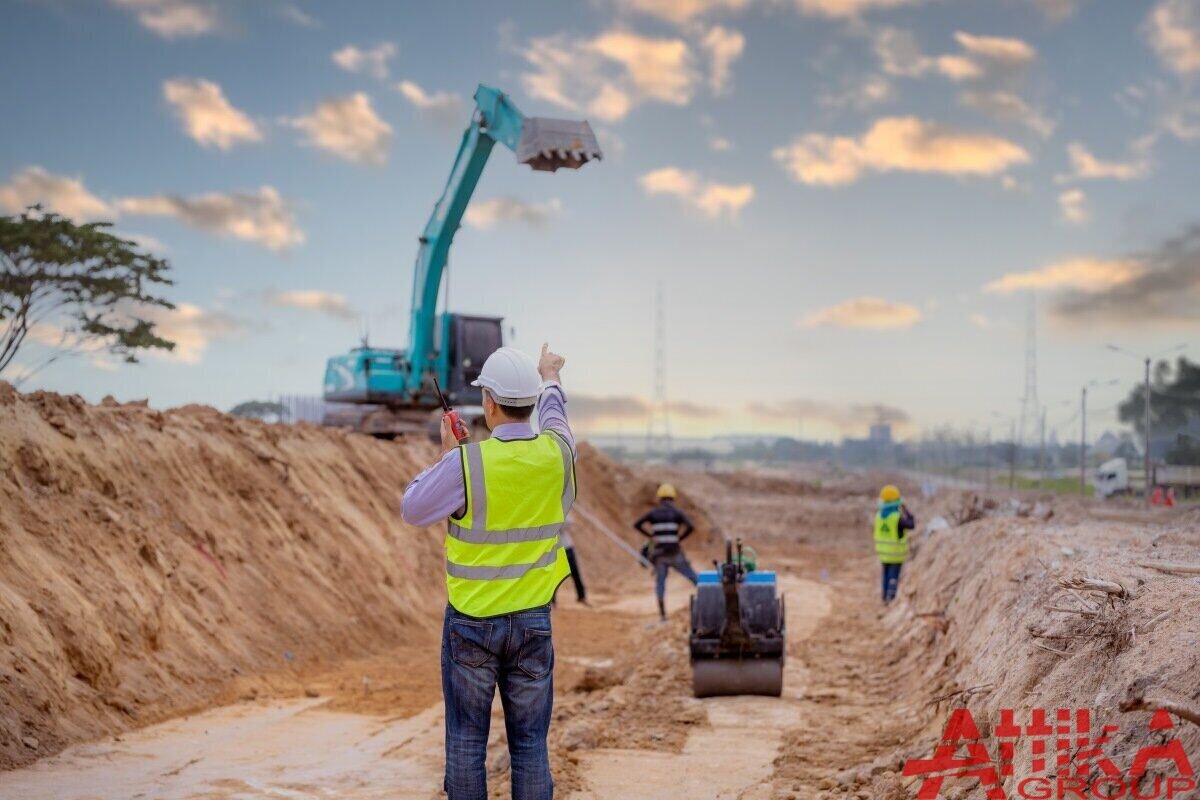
<box><xmin>322</xmin><ymin>85</ymin><xmax>602</xmax><ymax>437</ymax></box>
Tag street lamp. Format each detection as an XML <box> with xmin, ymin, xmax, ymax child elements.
<box><xmin>1105</xmin><ymin>343</ymin><xmax>1188</xmax><ymax>509</ymax></box>
<box><xmin>1079</xmin><ymin>379</ymin><xmax>1120</xmax><ymax>496</ymax></box>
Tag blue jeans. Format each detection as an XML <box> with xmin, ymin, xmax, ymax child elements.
<box><xmin>653</xmin><ymin>551</ymin><xmax>698</xmax><ymax>618</ymax></box>
<box><xmin>881</xmin><ymin>562</ymin><xmax>902</xmax><ymax>603</ymax></box>
<box><xmin>442</xmin><ymin>604</ymin><xmax>555</xmax><ymax>800</ymax></box>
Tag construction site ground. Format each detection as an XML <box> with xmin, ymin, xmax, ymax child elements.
<box><xmin>1</xmin><ymin>387</ymin><xmax>1198</xmax><ymax>799</ymax></box>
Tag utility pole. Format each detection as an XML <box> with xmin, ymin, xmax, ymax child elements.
<box><xmin>1144</xmin><ymin>357</ymin><xmax>1151</xmax><ymax>510</ymax></box>
<box><xmin>1106</xmin><ymin>343</ymin><xmax>1186</xmax><ymax>511</ymax></box>
<box><xmin>1080</xmin><ymin>386</ymin><xmax>1087</xmax><ymax>496</ymax></box>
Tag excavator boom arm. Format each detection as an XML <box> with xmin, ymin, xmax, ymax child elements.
<box><xmin>405</xmin><ymin>86</ymin><xmax>526</xmax><ymax>396</ymax></box>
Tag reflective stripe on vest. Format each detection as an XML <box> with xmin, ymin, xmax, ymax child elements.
<box><xmin>874</xmin><ymin>506</ymin><xmax>908</xmax><ymax>564</ymax></box>
<box><xmin>445</xmin><ymin>431</ymin><xmax>575</xmax><ymax>617</ymax></box>
<box><xmin>651</xmin><ymin>521</ymin><xmax>680</xmax><ymax>542</ymax></box>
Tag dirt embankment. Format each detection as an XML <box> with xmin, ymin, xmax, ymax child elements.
<box><xmin>0</xmin><ymin>385</ymin><xmax>682</xmax><ymax>771</ymax></box>
<box><xmin>769</xmin><ymin>483</ymin><xmax>1200</xmax><ymax>799</ymax></box>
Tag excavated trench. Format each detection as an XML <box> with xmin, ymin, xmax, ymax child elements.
<box><xmin>2</xmin><ymin>390</ymin><xmax>1196</xmax><ymax>799</ymax></box>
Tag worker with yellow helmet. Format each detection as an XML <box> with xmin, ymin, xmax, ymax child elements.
<box><xmin>874</xmin><ymin>484</ymin><xmax>915</xmax><ymax>603</ymax></box>
<box><xmin>634</xmin><ymin>483</ymin><xmax>699</xmax><ymax>621</ymax></box>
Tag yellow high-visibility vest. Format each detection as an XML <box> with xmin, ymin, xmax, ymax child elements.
<box><xmin>874</xmin><ymin>505</ymin><xmax>908</xmax><ymax>564</ymax></box>
<box><xmin>445</xmin><ymin>431</ymin><xmax>575</xmax><ymax>617</ymax></box>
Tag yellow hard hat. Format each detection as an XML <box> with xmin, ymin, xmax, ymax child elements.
<box><xmin>880</xmin><ymin>484</ymin><xmax>901</xmax><ymax>502</ymax></box>
<box><xmin>656</xmin><ymin>483</ymin><xmax>677</xmax><ymax>500</ymax></box>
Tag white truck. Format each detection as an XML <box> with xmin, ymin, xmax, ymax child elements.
<box><xmin>1094</xmin><ymin>458</ymin><xmax>1200</xmax><ymax>499</ymax></box>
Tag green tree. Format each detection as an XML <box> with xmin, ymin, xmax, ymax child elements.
<box><xmin>1117</xmin><ymin>357</ymin><xmax>1200</xmax><ymax>463</ymax></box>
<box><xmin>0</xmin><ymin>206</ymin><xmax>175</xmax><ymax>381</ymax></box>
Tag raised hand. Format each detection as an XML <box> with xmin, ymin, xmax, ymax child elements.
<box><xmin>538</xmin><ymin>342</ymin><xmax>565</xmax><ymax>382</ymax></box>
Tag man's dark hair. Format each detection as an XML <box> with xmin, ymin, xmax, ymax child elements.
<box><xmin>498</xmin><ymin>403</ymin><xmax>535</xmax><ymax>421</ymax></box>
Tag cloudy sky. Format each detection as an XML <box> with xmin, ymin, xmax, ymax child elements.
<box><xmin>3</xmin><ymin>0</ymin><xmax>1198</xmax><ymax>441</ymax></box>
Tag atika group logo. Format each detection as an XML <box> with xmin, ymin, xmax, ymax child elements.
<box><xmin>902</xmin><ymin>707</ymin><xmax>1196</xmax><ymax>799</ymax></box>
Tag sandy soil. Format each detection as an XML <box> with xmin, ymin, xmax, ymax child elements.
<box><xmin>3</xmin><ymin>389</ymin><xmax>1197</xmax><ymax>800</ymax></box>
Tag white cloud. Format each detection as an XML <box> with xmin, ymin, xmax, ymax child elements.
<box><xmin>139</xmin><ymin>2</ymin><xmax>217</xmax><ymax>37</ymax></box>
<box><xmin>876</xmin><ymin>28</ymin><xmax>1034</xmax><ymax>81</ymax></box>
<box><xmin>701</xmin><ymin>26</ymin><xmax>745</xmax><ymax>94</ymax></box>
<box><xmin>395</xmin><ymin>80</ymin><xmax>464</xmax><ymax>126</ymax></box>
<box><xmin>772</xmin><ymin>116</ymin><xmax>1029</xmax><ymax>187</ymax></box>
<box><xmin>141</xmin><ymin>303</ymin><xmax>249</xmax><ymax>362</ymax></box>
<box><xmin>122</xmin><ymin>232</ymin><xmax>169</xmax><ymax>253</ymax></box>
<box><xmin>1061</xmin><ymin>140</ymin><xmax>1153</xmax><ymax>181</ymax></box>
<box><xmin>820</xmin><ymin>74</ymin><xmax>894</xmax><ymax>110</ymax></box>
<box><xmin>28</xmin><ymin>302</ymin><xmax>247</xmax><ymax>365</ymax></box>
<box><xmin>799</xmin><ymin>296</ymin><xmax>922</xmax><ymax>329</ymax></box>
<box><xmin>960</xmin><ymin>90</ymin><xmax>1054</xmax><ymax>137</ymax></box>
<box><xmin>1033</xmin><ymin>0</ymin><xmax>1074</xmax><ymax>21</ymax></box>
<box><xmin>874</xmin><ymin>28</ymin><xmax>1047</xmax><ymax>133</ymax></box>
<box><xmin>1058</xmin><ymin>189</ymin><xmax>1087</xmax><ymax>224</ymax></box>
<box><xmin>118</xmin><ymin>187</ymin><xmax>304</xmax><ymax>251</ymax></box>
<box><xmin>794</xmin><ymin>0</ymin><xmax>925</xmax><ymax>18</ymax></box>
<box><xmin>266</xmin><ymin>290</ymin><xmax>356</xmax><ymax>320</ymax></box>
<box><xmin>1146</xmin><ymin>0</ymin><xmax>1200</xmax><ymax>75</ymax></box>
<box><xmin>1116</xmin><ymin>80</ymin><xmax>1200</xmax><ymax>142</ymax></box>
<box><xmin>640</xmin><ymin>167</ymin><xmax>754</xmax><ymax>218</ymax></box>
<box><xmin>953</xmin><ymin>32</ymin><xmax>1036</xmax><ymax>66</ymax></box>
<box><xmin>331</xmin><ymin>42</ymin><xmax>397</xmax><ymax>80</ymax></box>
<box><xmin>0</xmin><ymin>166</ymin><xmax>114</xmax><ymax>219</ymax></box>
<box><xmin>591</xmin><ymin>30</ymin><xmax>697</xmax><ymax>102</ymax></box>
<box><xmin>709</xmin><ymin>135</ymin><xmax>735</xmax><ymax>151</ymax></box>
<box><xmin>287</xmin><ymin>93</ymin><xmax>392</xmax><ymax>164</ymax></box>
<box><xmin>614</xmin><ymin>0</ymin><xmax>752</xmax><ymax>25</ymax></box>
<box><xmin>280</xmin><ymin>4</ymin><xmax>319</xmax><ymax>28</ymax></box>
<box><xmin>969</xmin><ymin>313</ymin><xmax>992</xmax><ymax>329</ymax></box>
<box><xmin>464</xmin><ymin>197</ymin><xmax>562</xmax><ymax>230</ymax></box>
<box><xmin>163</xmin><ymin>78</ymin><xmax>262</xmax><ymax>151</ymax></box>
<box><xmin>111</xmin><ymin>0</ymin><xmax>221</xmax><ymax>38</ymax></box>
<box><xmin>984</xmin><ymin>258</ymin><xmax>1144</xmax><ymax>294</ymax></box>
<box><xmin>519</xmin><ymin>29</ymin><xmax>699</xmax><ymax>122</ymax></box>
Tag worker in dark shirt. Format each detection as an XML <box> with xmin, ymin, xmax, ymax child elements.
<box><xmin>634</xmin><ymin>483</ymin><xmax>699</xmax><ymax>621</ymax></box>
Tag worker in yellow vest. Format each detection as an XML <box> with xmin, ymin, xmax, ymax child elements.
<box><xmin>402</xmin><ymin>343</ymin><xmax>574</xmax><ymax>800</ymax></box>
<box><xmin>874</xmin><ymin>485</ymin><xmax>914</xmax><ymax>604</ymax></box>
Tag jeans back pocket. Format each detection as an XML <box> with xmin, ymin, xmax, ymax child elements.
<box><xmin>449</xmin><ymin>619</ymin><xmax>494</xmax><ymax>668</ymax></box>
<box><xmin>517</xmin><ymin>628</ymin><xmax>553</xmax><ymax>680</ymax></box>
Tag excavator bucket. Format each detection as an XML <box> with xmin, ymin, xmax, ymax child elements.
<box><xmin>517</xmin><ymin>117</ymin><xmax>603</xmax><ymax>172</ymax></box>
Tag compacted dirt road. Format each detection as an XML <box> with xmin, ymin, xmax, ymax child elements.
<box><xmin>8</xmin><ymin>450</ymin><xmax>1193</xmax><ymax>800</ymax></box>
<box><xmin>0</xmin><ymin>467</ymin><xmax>903</xmax><ymax>800</ymax></box>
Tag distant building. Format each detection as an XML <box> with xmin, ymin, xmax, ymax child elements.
<box><xmin>869</xmin><ymin>423</ymin><xmax>893</xmax><ymax>444</ymax></box>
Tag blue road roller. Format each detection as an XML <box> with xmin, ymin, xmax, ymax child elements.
<box><xmin>689</xmin><ymin>539</ymin><xmax>786</xmax><ymax>698</ymax></box>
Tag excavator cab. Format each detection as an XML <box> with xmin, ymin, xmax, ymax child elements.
<box><xmin>438</xmin><ymin>313</ymin><xmax>503</xmax><ymax>403</ymax></box>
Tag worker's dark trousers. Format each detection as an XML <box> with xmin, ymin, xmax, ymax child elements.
<box><xmin>442</xmin><ymin>604</ymin><xmax>554</xmax><ymax>800</ymax></box>
<box><xmin>564</xmin><ymin>546</ymin><xmax>586</xmax><ymax>601</ymax></box>
<box><xmin>653</xmin><ymin>552</ymin><xmax>699</xmax><ymax>617</ymax></box>
<box><xmin>881</xmin><ymin>562</ymin><xmax>903</xmax><ymax>603</ymax></box>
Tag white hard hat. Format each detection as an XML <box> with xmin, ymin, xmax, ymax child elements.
<box><xmin>471</xmin><ymin>347</ymin><xmax>540</xmax><ymax>405</ymax></box>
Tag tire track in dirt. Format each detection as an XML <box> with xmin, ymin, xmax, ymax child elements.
<box><xmin>566</xmin><ymin>575</ymin><xmax>831</xmax><ymax>800</ymax></box>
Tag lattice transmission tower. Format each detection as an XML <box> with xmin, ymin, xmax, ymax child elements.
<box><xmin>1018</xmin><ymin>294</ymin><xmax>1040</xmax><ymax>448</ymax></box>
<box><xmin>645</xmin><ymin>282</ymin><xmax>672</xmax><ymax>460</ymax></box>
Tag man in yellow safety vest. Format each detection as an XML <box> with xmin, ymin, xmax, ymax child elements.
<box><xmin>402</xmin><ymin>343</ymin><xmax>574</xmax><ymax>800</ymax></box>
<box><xmin>874</xmin><ymin>484</ymin><xmax>914</xmax><ymax>604</ymax></box>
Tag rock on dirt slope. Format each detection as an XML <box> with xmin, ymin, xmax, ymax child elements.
<box><xmin>0</xmin><ymin>385</ymin><xmax>710</xmax><ymax>771</ymax></box>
